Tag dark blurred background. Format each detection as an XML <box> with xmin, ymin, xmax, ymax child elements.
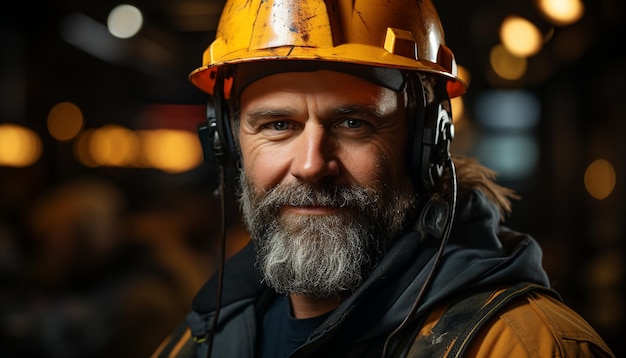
<box><xmin>1</xmin><ymin>0</ymin><xmax>623</xmax><ymax>357</ymax></box>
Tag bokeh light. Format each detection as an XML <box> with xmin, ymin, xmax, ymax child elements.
<box><xmin>72</xmin><ymin>127</ymin><xmax>203</xmax><ymax>173</ymax></box>
<box><xmin>474</xmin><ymin>90</ymin><xmax>541</xmax><ymax>131</ymax></box>
<box><xmin>47</xmin><ymin>101</ymin><xmax>84</xmax><ymax>141</ymax></box>
<box><xmin>500</xmin><ymin>16</ymin><xmax>544</xmax><ymax>57</ymax></box>
<box><xmin>74</xmin><ymin>129</ymin><xmax>97</xmax><ymax>167</ymax></box>
<box><xmin>107</xmin><ymin>4</ymin><xmax>143</xmax><ymax>39</ymax></box>
<box><xmin>139</xmin><ymin>129</ymin><xmax>203</xmax><ymax>174</ymax></box>
<box><xmin>537</xmin><ymin>0</ymin><xmax>585</xmax><ymax>26</ymax></box>
<box><xmin>0</xmin><ymin>124</ymin><xmax>43</xmax><ymax>167</ymax></box>
<box><xmin>88</xmin><ymin>125</ymin><xmax>140</xmax><ymax>167</ymax></box>
<box><xmin>476</xmin><ymin>133</ymin><xmax>539</xmax><ymax>181</ymax></box>
<box><xmin>585</xmin><ymin>159</ymin><xmax>616</xmax><ymax>200</ymax></box>
<box><xmin>490</xmin><ymin>44</ymin><xmax>528</xmax><ymax>80</ymax></box>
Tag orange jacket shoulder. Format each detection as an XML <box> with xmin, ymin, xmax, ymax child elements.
<box><xmin>465</xmin><ymin>290</ymin><xmax>614</xmax><ymax>357</ymax></box>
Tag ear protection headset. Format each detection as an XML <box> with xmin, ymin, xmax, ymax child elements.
<box><xmin>407</xmin><ymin>75</ymin><xmax>455</xmax><ymax>192</ymax></box>
<box><xmin>197</xmin><ymin>68</ymin><xmax>454</xmax><ymax>193</ymax></box>
<box><xmin>197</xmin><ymin>73</ymin><xmax>238</xmax><ymax>168</ymax></box>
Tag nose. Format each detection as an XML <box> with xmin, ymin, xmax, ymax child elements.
<box><xmin>290</xmin><ymin>124</ymin><xmax>340</xmax><ymax>184</ymax></box>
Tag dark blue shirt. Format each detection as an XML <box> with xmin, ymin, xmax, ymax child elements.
<box><xmin>260</xmin><ymin>295</ymin><xmax>331</xmax><ymax>358</ymax></box>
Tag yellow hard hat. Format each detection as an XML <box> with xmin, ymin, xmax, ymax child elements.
<box><xmin>189</xmin><ymin>0</ymin><xmax>466</xmax><ymax>99</ymax></box>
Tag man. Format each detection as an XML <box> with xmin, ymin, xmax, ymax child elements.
<box><xmin>153</xmin><ymin>0</ymin><xmax>614</xmax><ymax>357</ymax></box>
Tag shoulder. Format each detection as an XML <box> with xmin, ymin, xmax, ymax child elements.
<box><xmin>467</xmin><ymin>288</ymin><xmax>615</xmax><ymax>357</ymax></box>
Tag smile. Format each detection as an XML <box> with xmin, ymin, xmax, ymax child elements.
<box><xmin>283</xmin><ymin>205</ymin><xmax>343</xmax><ymax>215</ymax></box>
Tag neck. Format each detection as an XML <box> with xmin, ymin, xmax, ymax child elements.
<box><xmin>289</xmin><ymin>293</ymin><xmax>345</xmax><ymax>319</ymax></box>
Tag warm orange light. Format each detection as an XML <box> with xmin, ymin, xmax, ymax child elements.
<box><xmin>490</xmin><ymin>44</ymin><xmax>528</xmax><ymax>80</ymax></box>
<box><xmin>47</xmin><ymin>101</ymin><xmax>84</xmax><ymax>141</ymax></box>
<box><xmin>74</xmin><ymin>129</ymin><xmax>97</xmax><ymax>167</ymax></box>
<box><xmin>537</xmin><ymin>0</ymin><xmax>584</xmax><ymax>26</ymax></box>
<box><xmin>500</xmin><ymin>16</ymin><xmax>544</xmax><ymax>57</ymax></box>
<box><xmin>139</xmin><ymin>129</ymin><xmax>203</xmax><ymax>173</ymax></box>
<box><xmin>0</xmin><ymin>123</ymin><xmax>43</xmax><ymax>167</ymax></box>
<box><xmin>584</xmin><ymin>159</ymin><xmax>616</xmax><ymax>200</ymax></box>
<box><xmin>89</xmin><ymin>125</ymin><xmax>140</xmax><ymax>166</ymax></box>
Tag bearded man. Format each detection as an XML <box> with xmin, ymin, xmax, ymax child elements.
<box><xmin>152</xmin><ymin>0</ymin><xmax>614</xmax><ymax>357</ymax></box>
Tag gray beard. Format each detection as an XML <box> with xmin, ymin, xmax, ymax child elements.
<box><xmin>239</xmin><ymin>172</ymin><xmax>416</xmax><ymax>298</ymax></box>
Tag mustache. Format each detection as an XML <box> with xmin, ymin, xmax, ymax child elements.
<box><xmin>255</xmin><ymin>182</ymin><xmax>380</xmax><ymax>210</ymax></box>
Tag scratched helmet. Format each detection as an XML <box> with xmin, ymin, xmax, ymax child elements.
<box><xmin>189</xmin><ymin>0</ymin><xmax>466</xmax><ymax>99</ymax></box>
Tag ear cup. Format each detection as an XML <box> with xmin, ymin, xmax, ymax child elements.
<box><xmin>197</xmin><ymin>73</ymin><xmax>239</xmax><ymax>168</ymax></box>
<box><xmin>420</xmin><ymin>100</ymin><xmax>453</xmax><ymax>189</ymax></box>
<box><xmin>197</xmin><ymin>98</ymin><xmax>231</xmax><ymax>166</ymax></box>
<box><xmin>409</xmin><ymin>78</ymin><xmax>454</xmax><ymax>191</ymax></box>
<box><xmin>196</xmin><ymin>107</ymin><xmax>216</xmax><ymax>163</ymax></box>
<box><xmin>211</xmin><ymin>93</ymin><xmax>239</xmax><ymax>167</ymax></box>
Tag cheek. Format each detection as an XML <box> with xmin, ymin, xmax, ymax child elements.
<box><xmin>341</xmin><ymin>144</ymin><xmax>409</xmax><ymax>188</ymax></box>
<box><xmin>386</xmin><ymin>143</ymin><xmax>410</xmax><ymax>183</ymax></box>
<box><xmin>240</xmin><ymin>140</ymin><xmax>290</xmax><ymax>189</ymax></box>
<box><xmin>344</xmin><ymin>153</ymin><xmax>380</xmax><ymax>184</ymax></box>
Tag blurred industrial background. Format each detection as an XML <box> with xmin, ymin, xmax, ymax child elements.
<box><xmin>0</xmin><ymin>0</ymin><xmax>624</xmax><ymax>357</ymax></box>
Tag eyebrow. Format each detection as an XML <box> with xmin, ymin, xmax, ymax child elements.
<box><xmin>333</xmin><ymin>104</ymin><xmax>382</xmax><ymax>118</ymax></box>
<box><xmin>244</xmin><ymin>107</ymin><xmax>295</xmax><ymax>126</ymax></box>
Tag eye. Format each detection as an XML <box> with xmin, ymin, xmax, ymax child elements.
<box><xmin>257</xmin><ymin>120</ymin><xmax>297</xmax><ymax>138</ymax></box>
<box><xmin>339</xmin><ymin>119</ymin><xmax>364</xmax><ymax>129</ymax></box>
<box><xmin>271</xmin><ymin>121</ymin><xmax>290</xmax><ymax>131</ymax></box>
<box><xmin>335</xmin><ymin>118</ymin><xmax>375</xmax><ymax>138</ymax></box>
<box><xmin>260</xmin><ymin>120</ymin><xmax>292</xmax><ymax>132</ymax></box>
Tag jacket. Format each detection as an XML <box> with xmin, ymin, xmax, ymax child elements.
<box><xmin>153</xmin><ymin>189</ymin><xmax>614</xmax><ymax>357</ymax></box>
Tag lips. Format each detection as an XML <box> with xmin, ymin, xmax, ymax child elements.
<box><xmin>283</xmin><ymin>204</ymin><xmax>344</xmax><ymax>215</ymax></box>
